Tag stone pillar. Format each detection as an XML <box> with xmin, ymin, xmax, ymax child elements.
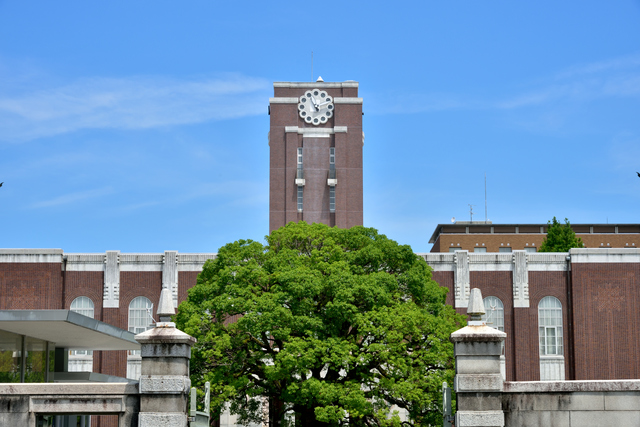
<box><xmin>135</xmin><ymin>289</ymin><xmax>196</xmax><ymax>427</ymax></box>
<box><xmin>450</xmin><ymin>288</ymin><xmax>506</xmax><ymax>427</ymax></box>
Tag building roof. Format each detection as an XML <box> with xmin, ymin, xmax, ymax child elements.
<box><xmin>0</xmin><ymin>310</ymin><xmax>140</xmax><ymax>351</ymax></box>
<box><xmin>429</xmin><ymin>223</ymin><xmax>640</xmax><ymax>244</ymax></box>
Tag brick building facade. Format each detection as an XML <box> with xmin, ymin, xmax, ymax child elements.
<box><xmin>3</xmin><ymin>247</ymin><xmax>640</xmax><ymax>388</ymax></box>
<box><xmin>268</xmin><ymin>80</ymin><xmax>363</xmax><ymax>232</ymax></box>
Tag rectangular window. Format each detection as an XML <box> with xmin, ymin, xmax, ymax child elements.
<box><xmin>499</xmin><ymin>247</ymin><xmax>512</xmax><ymax>253</ymax></box>
<box><xmin>297</xmin><ymin>147</ymin><xmax>303</xmax><ymax>166</ymax></box>
<box><xmin>474</xmin><ymin>247</ymin><xmax>487</xmax><ymax>253</ymax></box>
<box><xmin>297</xmin><ymin>185</ymin><xmax>303</xmax><ymax>211</ymax></box>
<box><xmin>329</xmin><ymin>147</ymin><xmax>335</xmax><ymax>165</ymax></box>
<box><xmin>525</xmin><ymin>247</ymin><xmax>537</xmax><ymax>253</ymax></box>
<box><xmin>329</xmin><ymin>187</ymin><xmax>335</xmax><ymax>212</ymax></box>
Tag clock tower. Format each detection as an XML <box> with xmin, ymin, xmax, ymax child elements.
<box><xmin>269</xmin><ymin>80</ymin><xmax>363</xmax><ymax>232</ymax></box>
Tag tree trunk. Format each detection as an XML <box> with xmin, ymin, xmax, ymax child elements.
<box><xmin>269</xmin><ymin>396</ymin><xmax>285</xmax><ymax>427</ymax></box>
<box><xmin>294</xmin><ymin>405</ymin><xmax>329</xmax><ymax>427</ymax></box>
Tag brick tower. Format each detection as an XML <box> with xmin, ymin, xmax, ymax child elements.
<box><xmin>268</xmin><ymin>80</ymin><xmax>363</xmax><ymax>232</ymax></box>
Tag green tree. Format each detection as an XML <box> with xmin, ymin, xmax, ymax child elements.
<box><xmin>538</xmin><ymin>217</ymin><xmax>584</xmax><ymax>252</ymax></box>
<box><xmin>176</xmin><ymin>222</ymin><xmax>464</xmax><ymax>427</ymax></box>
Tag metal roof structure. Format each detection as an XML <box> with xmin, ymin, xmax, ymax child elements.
<box><xmin>0</xmin><ymin>310</ymin><xmax>140</xmax><ymax>351</ymax></box>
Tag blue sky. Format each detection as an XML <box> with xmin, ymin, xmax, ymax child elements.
<box><xmin>1</xmin><ymin>1</ymin><xmax>640</xmax><ymax>253</ymax></box>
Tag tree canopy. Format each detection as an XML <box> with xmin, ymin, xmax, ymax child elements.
<box><xmin>538</xmin><ymin>217</ymin><xmax>584</xmax><ymax>252</ymax></box>
<box><xmin>176</xmin><ymin>222</ymin><xmax>464</xmax><ymax>426</ymax></box>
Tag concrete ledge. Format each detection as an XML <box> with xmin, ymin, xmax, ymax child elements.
<box><xmin>136</xmin><ymin>327</ymin><xmax>196</xmax><ymax>347</ymax></box>
<box><xmin>284</xmin><ymin>126</ymin><xmax>348</xmax><ymax>136</ymax></box>
<box><xmin>140</xmin><ymin>376</ymin><xmax>191</xmax><ymax>394</ymax></box>
<box><xmin>0</xmin><ymin>249</ymin><xmax>63</xmax><ymax>254</ymax></box>
<box><xmin>570</xmin><ymin>248</ymin><xmax>640</xmax><ymax>263</ymax></box>
<box><xmin>269</xmin><ymin>97</ymin><xmax>298</xmax><ymax>103</ymax></box>
<box><xmin>0</xmin><ymin>383</ymin><xmax>138</xmax><ymax>395</ymax></box>
<box><xmin>451</xmin><ymin>326</ymin><xmax>507</xmax><ymax>343</ymax></box>
<box><xmin>0</xmin><ymin>249</ymin><xmax>63</xmax><ymax>263</ymax></box>
<box><xmin>504</xmin><ymin>380</ymin><xmax>640</xmax><ymax>393</ymax></box>
<box><xmin>456</xmin><ymin>374</ymin><xmax>503</xmax><ymax>392</ymax></box>
<box><xmin>30</xmin><ymin>396</ymin><xmax>125</xmax><ymax>414</ymax></box>
<box><xmin>456</xmin><ymin>410</ymin><xmax>504</xmax><ymax>427</ymax></box>
<box><xmin>274</xmin><ymin>82</ymin><xmax>358</xmax><ymax>88</ymax></box>
<box><xmin>139</xmin><ymin>412</ymin><xmax>188</xmax><ymax>427</ymax></box>
<box><xmin>333</xmin><ymin>97</ymin><xmax>363</xmax><ymax>104</ymax></box>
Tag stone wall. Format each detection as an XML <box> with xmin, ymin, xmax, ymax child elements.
<box><xmin>0</xmin><ymin>383</ymin><xmax>139</xmax><ymax>426</ymax></box>
<box><xmin>502</xmin><ymin>380</ymin><xmax>640</xmax><ymax>427</ymax></box>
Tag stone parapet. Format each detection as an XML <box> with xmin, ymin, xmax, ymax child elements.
<box><xmin>452</xmin><ymin>288</ymin><xmax>506</xmax><ymax>427</ymax></box>
<box><xmin>136</xmin><ymin>289</ymin><xmax>196</xmax><ymax>427</ymax></box>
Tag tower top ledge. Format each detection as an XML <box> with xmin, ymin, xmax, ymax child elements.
<box><xmin>274</xmin><ymin>81</ymin><xmax>358</xmax><ymax>89</ymax></box>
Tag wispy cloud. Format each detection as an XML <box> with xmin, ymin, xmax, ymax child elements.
<box><xmin>31</xmin><ymin>187</ymin><xmax>114</xmax><ymax>208</ymax></box>
<box><xmin>368</xmin><ymin>52</ymin><xmax>640</xmax><ymax>115</ymax></box>
<box><xmin>0</xmin><ymin>73</ymin><xmax>271</xmax><ymax>142</ymax></box>
<box><xmin>498</xmin><ymin>53</ymin><xmax>640</xmax><ymax>109</ymax></box>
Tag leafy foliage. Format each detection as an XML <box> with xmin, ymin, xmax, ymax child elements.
<box><xmin>176</xmin><ymin>222</ymin><xmax>464</xmax><ymax>426</ymax></box>
<box><xmin>538</xmin><ymin>217</ymin><xmax>584</xmax><ymax>252</ymax></box>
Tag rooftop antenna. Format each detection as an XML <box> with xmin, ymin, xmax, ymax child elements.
<box><xmin>311</xmin><ymin>51</ymin><xmax>313</xmax><ymax>82</ymax></box>
<box><xmin>484</xmin><ymin>172</ymin><xmax>488</xmax><ymax>224</ymax></box>
<box><xmin>469</xmin><ymin>204</ymin><xmax>475</xmax><ymax>222</ymax></box>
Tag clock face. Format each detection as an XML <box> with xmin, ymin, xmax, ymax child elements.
<box><xmin>298</xmin><ymin>88</ymin><xmax>334</xmax><ymax>125</ymax></box>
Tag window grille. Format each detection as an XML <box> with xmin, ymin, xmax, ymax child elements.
<box><xmin>297</xmin><ymin>186</ymin><xmax>303</xmax><ymax>211</ymax></box>
<box><xmin>69</xmin><ymin>297</ymin><xmax>94</xmax><ymax>358</ymax></box>
<box><xmin>538</xmin><ymin>296</ymin><xmax>563</xmax><ymax>356</ymax></box>
<box><xmin>329</xmin><ymin>186</ymin><xmax>335</xmax><ymax>212</ymax></box>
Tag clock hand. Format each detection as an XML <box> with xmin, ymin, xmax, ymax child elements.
<box><xmin>317</xmin><ymin>100</ymin><xmax>331</xmax><ymax>107</ymax></box>
<box><xmin>310</xmin><ymin>95</ymin><xmax>319</xmax><ymax>110</ymax></box>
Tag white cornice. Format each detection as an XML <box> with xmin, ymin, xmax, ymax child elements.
<box><xmin>569</xmin><ymin>248</ymin><xmax>640</xmax><ymax>263</ymax></box>
<box><xmin>284</xmin><ymin>126</ymin><xmax>348</xmax><ymax>137</ymax></box>
<box><xmin>0</xmin><ymin>249</ymin><xmax>63</xmax><ymax>263</ymax></box>
<box><xmin>274</xmin><ymin>82</ymin><xmax>359</xmax><ymax>88</ymax></box>
<box><xmin>270</xmin><ymin>96</ymin><xmax>362</xmax><ymax>105</ymax></box>
<box><xmin>333</xmin><ymin>97</ymin><xmax>363</xmax><ymax>104</ymax></box>
<box><xmin>269</xmin><ymin>97</ymin><xmax>298</xmax><ymax>104</ymax></box>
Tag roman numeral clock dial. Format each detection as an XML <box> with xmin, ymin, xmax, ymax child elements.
<box><xmin>298</xmin><ymin>89</ymin><xmax>334</xmax><ymax>125</ymax></box>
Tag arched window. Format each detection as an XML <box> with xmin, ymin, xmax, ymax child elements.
<box><xmin>69</xmin><ymin>297</ymin><xmax>95</xmax><ymax>369</ymax></box>
<box><xmin>538</xmin><ymin>296</ymin><xmax>563</xmax><ymax>356</ymax></box>
<box><xmin>482</xmin><ymin>296</ymin><xmax>504</xmax><ymax>332</ymax></box>
<box><xmin>127</xmin><ymin>296</ymin><xmax>153</xmax><ymax>380</ymax></box>
<box><xmin>538</xmin><ymin>296</ymin><xmax>565</xmax><ymax>381</ymax></box>
<box><xmin>128</xmin><ymin>296</ymin><xmax>153</xmax><ymax>335</ymax></box>
<box><xmin>482</xmin><ymin>296</ymin><xmax>505</xmax><ymax>379</ymax></box>
<box><xmin>70</xmin><ymin>296</ymin><xmax>94</xmax><ymax>318</ymax></box>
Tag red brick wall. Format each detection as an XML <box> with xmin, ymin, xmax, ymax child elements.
<box><xmin>571</xmin><ymin>263</ymin><xmax>640</xmax><ymax>380</ymax></box>
<box><xmin>0</xmin><ymin>263</ymin><xmax>63</xmax><ymax>309</ymax></box>
<box><xmin>431</xmin><ymin>271</ymin><xmax>454</xmax><ymax>306</ymax></box>
<box><xmin>178</xmin><ymin>271</ymin><xmax>200</xmax><ymax>305</ymax></box>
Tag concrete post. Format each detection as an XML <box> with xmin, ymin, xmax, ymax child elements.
<box><xmin>450</xmin><ymin>288</ymin><xmax>506</xmax><ymax>427</ymax></box>
<box><xmin>135</xmin><ymin>289</ymin><xmax>196</xmax><ymax>427</ymax></box>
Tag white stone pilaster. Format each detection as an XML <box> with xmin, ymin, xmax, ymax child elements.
<box><xmin>512</xmin><ymin>251</ymin><xmax>529</xmax><ymax>308</ymax></box>
<box><xmin>455</xmin><ymin>250</ymin><xmax>470</xmax><ymax>308</ymax></box>
<box><xmin>103</xmin><ymin>251</ymin><xmax>120</xmax><ymax>308</ymax></box>
<box><xmin>163</xmin><ymin>251</ymin><xmax>179</xmax><ymax>308</ymax></box>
